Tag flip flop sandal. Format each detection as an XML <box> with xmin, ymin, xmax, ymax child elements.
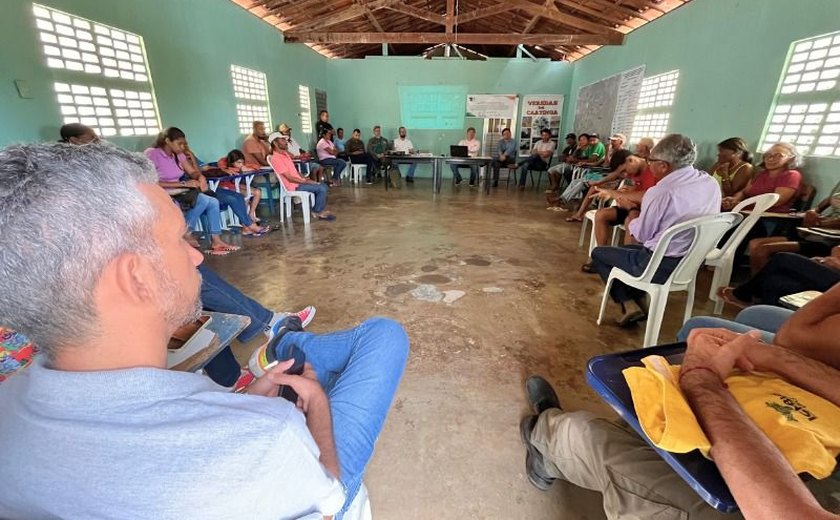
<box><xmin>316</xmin><ymin>214</ymin><xmax>337</xmax><ymax>221</ymax></box>
<box><xmin>212</xmin><ymin>245</ymin><xmax>241</xmax><ymax>252</ymax></box>
<box><xmin>242</xmin><ymin>232</ymin><xmax>264</xmax><ymax>238</ymax></box>
<box><xmin>581</xmin><ymin>263</ymin><xmax>596</xmax><ymax>273</ymax></box>
<box><xmin>203</xmin><ymin>249</ymin><xmax>231</xmax><ymax>256</ymax></box>
<box><xmin>615</xmin><ymin>310</ymin><xmax>646</xmax><ymax>327</ymax></box>
<box><xmin>565</xmin><ymin>216</ymin><xmax>583</xmax><ymax>223</ymax></box>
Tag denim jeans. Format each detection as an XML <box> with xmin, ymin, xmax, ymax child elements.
<box><xmin>320</xmin><ymin>158</ymin><xmax>347</xmax><ymax>180</ymax></box>
<box><xmin>450</xmin><ymin>164</ymin><xmax>478</xmax><ymax>183</ymax></box>
<box><xmin>733</xmin><ymin>252</ymin><xmax>840</xmax><ymax>305</ymax></box>
<box><xmin>491</xmin><ymin>157</ymin><xmax>516</xmax><ymax>182</ymax></box>
<box><xmin>214</xmin><ymin>188</ymin><xmax>253</xmax><ymax>227</ymax></box>
<box><xmin>198</xmin><ymin>264</ymin><xmax>274</xmax><ymax>386</ymax></box>
<box><xmin>676</xmin><ymin>305</ymin><xmax>794</xmax><ymax>343</ymax></box>
<box><xmin>591</xmin><ymin>245</ymin><xmax>682</xmax><ymax>304</ymax></box>
<box><xmin>276</xmin><ymin>318</ymin><xmax>409</xmax><ymax>518</ymax></box>
<box><xmin>296</xmin><ymin>183</ymin><xmax>328</xmax><ymax>213</ymax></box>
<box><xmin>517</xmin><ymin>156</ymin><xmax>548</xmax><ymax>186</ymax></box>
<box><xmin>393</xmin><ymin>161</ymin><xmax>417</xmax><ymax>178</ymax></box>
<box><xmin>185</xmin><ymin>192</ymin><xmax>222</xmax><ymax>235</ymax></box>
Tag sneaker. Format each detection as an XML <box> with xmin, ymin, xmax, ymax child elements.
<box><xmin>231</xmin><ymin>369</ymin><xmax>255</xmax><ymax>393</ymax></box>
<box><xmin>263</xmin><ymin>306</ymin><xmax>316</xmax><ymax>338</ymax></box>
<box><xmin>249</xmin><ymin>315</ymin><xmax>303</xmax><ymax>377</ymax></box>
<box><xmin>406</xmin><ymin>177</ymin><xmax>414</xmax><ymax>183</ymax></box>
<box><xmin>454</xmin><ymin>180</ymin><xmax>463</xmax><ymax>186</ymax></box>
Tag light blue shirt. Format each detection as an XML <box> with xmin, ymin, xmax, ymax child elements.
<box><xmin>334</xmin><ymin>137</ymin><xmax>346</xmax><ymax>153</ymax></box>
<box><xmin>496</xmin><ymin>138</ymin><xmax>517</xmax><ymax>159</ymax></box>
<box><xmin>628</xmin><ymin>165</ymin><xmax>721</xmax><ymax>257</ymax></box>
<box><xmin>0</xmin><ymin>360</ymin><xmax>345</xmax><ymax>519</ymax></box>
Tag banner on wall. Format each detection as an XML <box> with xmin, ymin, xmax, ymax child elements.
<box><xmin>518</xmin><ymin>94</ymin><xmax>564</xmax><ymax>156</ymax></box>
<box><xmin>465</xmin><ymin>94</ymin><xmax>518</xmax><ymax>119</ymax></box>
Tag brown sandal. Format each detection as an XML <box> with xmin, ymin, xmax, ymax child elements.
<box><xmin>717</xmin><ymin>287</ymin><xmax>750</xmax><ymax>309</ymax></box>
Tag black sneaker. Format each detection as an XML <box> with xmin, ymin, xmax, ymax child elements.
<box><xmin>406</xmin><ymin>177</ymin><xmax>414</xmax><ymax>183</ymax></box>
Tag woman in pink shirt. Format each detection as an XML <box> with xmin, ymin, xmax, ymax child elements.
<box><xmin>723</xmin><ymin>142</ymin><xmax>802</xmax><ymax>213</ymax></box>
<box><xmin>144</xmin><ymin>127</ymin><xmax>239</xmax><ymax>255</ymax></box>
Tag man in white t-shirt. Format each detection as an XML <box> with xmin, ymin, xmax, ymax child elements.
<box><xmin>392</xmin><ymin>126</ymin><xmax>418</xmax><ymax>182</ymax></box>
<box><xmin>450</xmin><ymin>127</ymin><xmax>482</xmax><ymax>186</ymax></box>
<box><xmin>0</xmin><ymin>143</ymin><xmax>409</xmax><ymax>519</ymax></box>
<box><xmin>516</xmin><ymin>128</ymin><xmax>556</xmax><ymax>189</ymax></box>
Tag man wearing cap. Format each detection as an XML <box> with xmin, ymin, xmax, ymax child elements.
<box><xmin>560</xmin><ymin>133</ymin><xmax>577</xmax><ymax>162</ymax></box>
<box><xmin>516</xmin><ymin>128</ymin><xmax>556</xmax><ymax>190</ymax></box>
<box><xmin>316</xmin><ymin>128</ymin><xmax>346</xmax><ymax>185</ymax></box>
<box><xmin>275</xmin><ymin>123</ymin><xmax>324</xmax><ymax>182</ymax></box>
<box><xmin>269</xmin><ymin>132</ymin><xmax>336</xmax><ymax>220</ymax></box>
<box><xmin>242</xmin><ymin>121</ymin><xmax>271</xmax><ymax>166</ymax></box>
<box><xmin>605</xmin><ymin>133</ymin><xmax>626</xmax><ymax>164</ymax></box>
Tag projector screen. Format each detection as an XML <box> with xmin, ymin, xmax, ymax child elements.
<box><xmin>399</xmin><ymin>85</ymin><xmax>468</xmax><ymax>129</ymax></box>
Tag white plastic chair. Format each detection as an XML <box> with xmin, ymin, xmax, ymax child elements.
<box><xmin>267</xmin><ymin>155</ymin><xmax>315</xmax><ymax>224</ymax></box>
<box><xmin>706</xmin><ymin>193</ymin><xmax>780</xmax><ymax>314</ymax></box>
<box><xmin>579</xmin><ymin>179</ymin><xmax>630</xmax><ymax>256</ymax></box>
<box><xmin>350</xmin><ymin>163</ymin><xmax>367</xmax><ymax>184</ymax></box>
<box><xmin>596</xmin><ymin>212</ymin><xmax>742</xmax><ymax>347</ymax></box>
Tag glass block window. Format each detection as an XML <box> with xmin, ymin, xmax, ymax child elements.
<box><xmin>299</xmin><ymin>85</ymin><xmax>313</xmax><ymax>135</ymax></box>
<box><xmin>33</xmin><ymin>3</ymin><xmax>161</xmax><ymax>137</ymax></box>
<box><xmin>54</xmin><ymin>83</ymin><xmax>158</xmax><ymax>137</ymax></box>
<box><xmin>231</xmin><ymin>65</ymin><xmax>270</xmax><ymax>134</ymax></box>
<box><xmin>629</xmin><ymin>70</ymin><xmax>680</xmax><ymax>143</ymax></box>
<box><xmin>759</xmin><ymin>31</ymin><xmax>840</xmax><ymax>157</ymax></box>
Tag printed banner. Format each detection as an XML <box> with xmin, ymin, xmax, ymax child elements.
<box><xmin>518</xmin><ymin>94</ymin><xmax>564</xmax><ymax>156</ymax></box>
<box><xmin>465</xmin><ymin>94</ymin><xmax>518</xmax><ymax>119</ymax></box>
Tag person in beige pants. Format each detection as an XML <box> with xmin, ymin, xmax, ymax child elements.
<box><xmin>522</xmin><ymin>287</ymin><xmax>840</xmax><ymax>519</ymax></box>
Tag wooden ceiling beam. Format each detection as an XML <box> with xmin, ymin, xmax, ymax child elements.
<box><xmin>579</xmin><ymin>0</ymin><xmax>655</xmax><ymax>22</ymax></box>
<box><xmin>445</xmin><ymin>0</ymin><xmax>455</xmax><ymax>34</ymax></box>
<box><xmin>284</xmin><ymin>31</ymin><xmax>625</xmax><ymax>45</ymax></box>
<box><xmin>454</xmin><ymin>3</ymin><xmax>518</xmax><ymax>25</ymax></box>
<box><xmin>553</xmin><ymin>0</ymin><xmax>626</xmax><ymax>25</ymax></box>
<box><xmin>505</xmin><ymin>0</ymin><xmax>621</xmax><ymax>35</ymax></box>
<box><xmin>384</xmin><ymin>5</ymin><xmax>446</xmax><ymax>25</ymax></box>
<box><xmin>287</xmin><ymin>0</ymin><xmax>400</xmax><ymax>32</ymax></box>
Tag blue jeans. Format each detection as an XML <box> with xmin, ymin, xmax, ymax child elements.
<box><xmin>296</xmin><ymin>183</ymin><xmax>328</xmax><ymax>213</ymax></box>
<box><xmin>591</xmin><ymin>245</ymin><xmax>682</xmax><ymax>304</ymax></box>
<box><xmin>214</xmin><ymin>188</ymin><xmax>253</xmax><ymax>227</ymax></box>
<box><xmin>517</xmin><ymin>156</ymin><xmax>548</xmax><ymax>186</ymax></box>
<box><xmin>185</xmin><ymin>192</ymin><xmax>222</xmax><ymax>235</ymax></box>
<box><xmin>676</xmin><ymin>305</ymin><xmax>794</xmax><ymax>343</ymax></box>
<box><xmin>393</xmin><ymin>161</ymin><xmax>417</xmax><ymax>178</ymax></box>
<box><xmin>320</xmin><ymin>158</ymin><xmax>347</xmax><ymax>180</ymax></box>
<box><xmin>198</xmin><ymin>264</ymin><xmax>274</xmax><ymax>386</ymax></box>
<box><xmin>276</xmin><ymin>318</ymin><xmax>409</xmax><ymax>517</ymax></box>
<box><xmin>450</xmin><ymin>164</ymin><xmax>478</xmax><ymax>183</ymax></box>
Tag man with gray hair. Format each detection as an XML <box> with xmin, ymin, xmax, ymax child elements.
<box><xmin>0</xmin><ymin>143</ymin><xmax>408</xmax><ymax>518</ymax></box>
<box><xmin>590</xmin><ymin>134</ymin><xmax>721</xmax><ymax>326</ymax></box>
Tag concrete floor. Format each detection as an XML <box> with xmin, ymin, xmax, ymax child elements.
<box><xmin>207</xmin><ymin>178</ymin><xmax>728</xmax><ymax>519</ymax></box>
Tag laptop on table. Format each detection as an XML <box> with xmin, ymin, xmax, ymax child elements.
<box><xmin>450</xmin><ymin>145</ymin><xmax>469</xmax><ymax>157</ymax></box>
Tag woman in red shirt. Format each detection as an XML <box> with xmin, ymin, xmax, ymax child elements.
<box><xmin>723</xmin><ymin>142</ymin><xmax>802</xmax><ymax>213</ymax></box>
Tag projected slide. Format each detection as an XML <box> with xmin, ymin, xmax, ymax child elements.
<box><xmin>399</xmin><ymin>85</ymin><xmax>467</xmax><ymax>129</ymax></box>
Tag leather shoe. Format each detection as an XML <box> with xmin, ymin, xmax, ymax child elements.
<box><xmin>520</xmin><ymin>415</ymin><xmax>556</xmax><ymax>490</ymax></box>
<box><xmin>525</xmin><ymin>375</ymin><xmax>561</xmax><ymax>415</ymax></box>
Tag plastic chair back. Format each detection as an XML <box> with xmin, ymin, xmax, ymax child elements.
<box><xmin>636</xmin><ymin>213</ymin><xmax>743</xmax><ymax>287</ymax></box>
<box><xmin>707</xmin><ymin>193</ymin><xmax>780</xmax><ymax>261</ymax></box>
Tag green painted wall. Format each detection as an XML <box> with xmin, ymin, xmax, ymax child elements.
<box><xmin>566</xmin><ymin>0</ymin><xmax>840</xmax><ymax>198</ymax></box>
<box><xmin>0</xmin><ymin>0</ymin><xmax>327</xmax><ymax>160</ymax></box>
<box><xmin>325</xmin><ymin>57</ymin><xmax>573</xmax><ymax>177</ymax></box>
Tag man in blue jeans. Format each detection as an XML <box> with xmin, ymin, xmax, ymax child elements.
<box><xmin>0</xmin><ymin>143</ymin><xmax>407</xmax><ymax>519</ymax></box>
<box><xmin>591</xmin><ymin>134</ymin><xmax>721</xmax><ymax>326</ymax></box>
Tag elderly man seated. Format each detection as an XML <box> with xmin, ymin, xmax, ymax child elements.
<box><xmin>520</xmin><ymin>283</ymin><xmax>840</xmax><ymax>519</ymax></box>
<box><xmin>590</xmin><ymin>134</ymin><xmax>721</xmax><ymax>326</ymax></box>
<box><xmin>0</xmin><ymin>142</ymin><xmax>406</xmax><ymax>518</ymax></box>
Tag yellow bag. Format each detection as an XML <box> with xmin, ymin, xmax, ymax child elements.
<box><xmin>624</xmin><ymin>355</ymin><xmax>840</xmax><ymax>478</ymax></box>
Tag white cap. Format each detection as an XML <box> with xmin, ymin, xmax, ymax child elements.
<box><xmin>267</xmin><ymin>132</ymin><xmax>286</xmax><ymax>144</ymax></box>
